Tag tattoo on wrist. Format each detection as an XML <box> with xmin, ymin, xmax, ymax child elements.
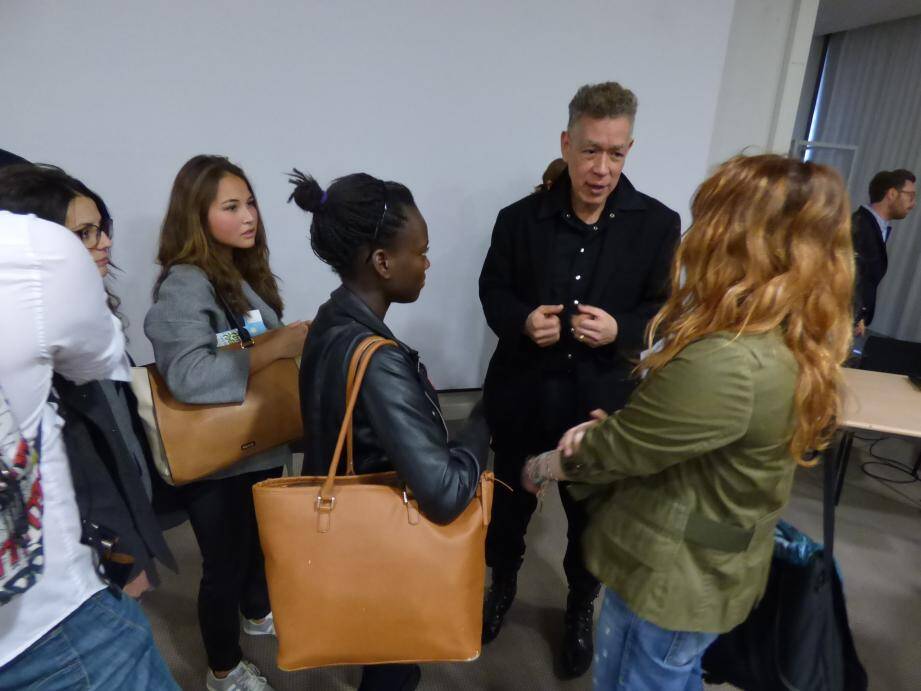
<box><xmin>527</xmin><ymin>451</ymin><xmax>558</xmax><ymax>486</ymax></box>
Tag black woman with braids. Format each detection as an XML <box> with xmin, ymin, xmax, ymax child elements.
<box><xmin>289</xmin><ymin>170</ymin><xmax>490</xmax><ymax>691</ymax></box>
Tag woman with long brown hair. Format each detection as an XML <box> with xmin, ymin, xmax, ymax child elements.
<box><xmin>145</xmin><ymin>155</ymin><xmax>308</xmax><ymax>691</ymax></box>
<box><xmin>521</xmin><ymin>154</ymin><xmax>854</xmax><ymax>690</ymax></box>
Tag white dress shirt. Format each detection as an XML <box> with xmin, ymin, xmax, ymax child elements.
<box><xmin>0</xmin><ymin>211</ymin><xmax>130</xmax><ymax>667</ymax></box>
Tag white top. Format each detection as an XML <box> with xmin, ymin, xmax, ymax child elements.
<box><xmin>0</xmin><ymin>211</ymin><xmax>130</xmax><ymax>667</ymax></box>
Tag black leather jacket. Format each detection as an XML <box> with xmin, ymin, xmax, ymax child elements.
<box><xmin>300</xmin><ymin>287</ymin><xmax>484</xmax><ymax>525</ymax></box>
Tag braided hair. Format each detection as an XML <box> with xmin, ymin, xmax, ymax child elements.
<box><xmin>288</xmin><ymin>169</ymin><xmax>416</xmax><ymax>277</ymax></box>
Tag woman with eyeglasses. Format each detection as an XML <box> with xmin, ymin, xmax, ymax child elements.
<box><xmin>0</xmin><ymin>164</ymin><xmax>179</xmax><ymax>689</ymax></box>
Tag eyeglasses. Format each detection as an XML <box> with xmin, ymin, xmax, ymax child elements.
<box><xmin>897</xmin><ymin>189</ymin><xmax>917</xmax><ymax>201</ymax></box>
<box><xmin>72</xmin><ymin>218</ymin><xmax>113</xmax><ymax>248</ymax></box>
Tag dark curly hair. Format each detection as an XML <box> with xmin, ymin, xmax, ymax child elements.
<box><xmin>287</xmin><ymin>169</ymin><xmax>416</xmax><ymax>277</ymax></box>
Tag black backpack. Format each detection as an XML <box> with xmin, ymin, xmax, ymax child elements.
<box><xmin>702</xmin><ymin>456</ymin><xmax>868</xmax><ymax>690</ymax></box>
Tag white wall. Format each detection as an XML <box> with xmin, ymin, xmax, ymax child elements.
<box><xmin>708</xmin><ymin>0</ymin><xmax>820</xmax><ymax>166</ymax></box>
<box><xmin>2</xmin><ymin>1</ymin><xmax>747</xmax><ymax>389</ymax></box>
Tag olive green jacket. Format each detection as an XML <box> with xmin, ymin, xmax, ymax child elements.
<box><xmin>562</xmin><ymin>331</ymin><xmax>798</xmax><ymax>633</ymax></box>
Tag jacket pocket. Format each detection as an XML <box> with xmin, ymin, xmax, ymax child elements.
<box><xmin>603</xmin><ymin>485</ymin><xmax>687</xmax><ymax>570</ymax></box>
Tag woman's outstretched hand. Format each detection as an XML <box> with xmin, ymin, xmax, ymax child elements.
<box><xmin>557</xmin><ymin>409</ymin><xmax>608</xmax><ymax>458</ymax></box>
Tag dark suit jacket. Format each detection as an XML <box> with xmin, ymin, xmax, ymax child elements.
<box><xmin>479</xmin><ymin>172</ymin><xmax>680</xmax><ymax>451</ymax></box>
<box><xmin>852</xmin><ymin>206</ymin><xmax>888</xmax><ymax>326</ymax></box>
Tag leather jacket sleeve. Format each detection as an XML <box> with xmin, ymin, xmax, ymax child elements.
<box><xmin>359</xmin><ymin>346</ymin><xmax>481</xmax><ymax>525</ymax></box>
<box><xmin>851</xmin><ymin>213</ymin><xmax>875</xmax><ymax>324</ymax></box>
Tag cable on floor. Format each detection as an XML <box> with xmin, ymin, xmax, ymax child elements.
<box><xmin>850</xmin><ymin>435</ymin><xmax>921</xmax><ymax>509</ymax></box>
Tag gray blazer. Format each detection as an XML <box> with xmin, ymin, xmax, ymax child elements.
<box><xmin>144</xmin><ymin>264</ymin><xmax>290</xmax><ymax>479</ymax></box>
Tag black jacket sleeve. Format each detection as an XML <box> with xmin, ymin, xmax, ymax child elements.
<box><xmin>359</xmin><ymin>347</ymin><xmax>482</xmax><ymax>524</ymax></box>
<box><xmin>610</xmin><ymin>209</ymin><xmax>680</xmax><ymax>353</ymax></box>
<box><xmin>851</xmin><ymin>213</ymin><xmax>874</xmax><ymax>324</ymax></box>
<box><xmin>54</xmin><ymin>376</ymin><xmax>177</xmax><ymax>588</ymax></box>
<box><xmin>479</xmin><ymin>209</ymin><xmax>535</xmax><ymax>342</ymax></box>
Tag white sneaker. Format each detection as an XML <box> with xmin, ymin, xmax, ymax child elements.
<box><xmin>241</xmin><ymin>611</ymin><xmax>275</xmax><ymax>636</ymax></box>
<box><xmin>206</xmin><ymin>660</ymin><xmax>274</xmax><ymax>691</ymax></box>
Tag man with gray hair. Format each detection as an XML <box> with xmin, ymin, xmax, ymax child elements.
<box><xmin>478</xmin><ymin>81</ymin><xmax>680</xmax><ymax>678</ymax></box>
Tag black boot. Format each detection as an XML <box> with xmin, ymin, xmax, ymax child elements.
<box><xmin>481</xmin><ymin>569</ymin><xmax>518</xmax><ymax>644</ymax></box>
<box><xmin>560</xmin><ymin>588</ymin><xmax>598</xmax><ymax>678</ymax></box>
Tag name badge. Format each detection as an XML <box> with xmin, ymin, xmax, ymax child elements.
<box><xmin>216</xmin><ymin>328</ymin><xmax>243</xmax><ymax>347</ymax></box>
<box><xmin>243</xmin><ymin>310</ymin><xmax>267</xmax><ymax>336</ymax></box>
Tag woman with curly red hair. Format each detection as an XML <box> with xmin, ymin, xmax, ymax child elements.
<box><xmin>524</xmin><ymin>154</ymin><xmax>854</xmax><ymax>690</ymax></box>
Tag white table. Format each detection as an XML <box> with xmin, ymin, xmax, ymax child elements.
<box><xmin>832</xmin><ymin>368</ymin><xmax>921</xmax><ymax>503</ymax></box>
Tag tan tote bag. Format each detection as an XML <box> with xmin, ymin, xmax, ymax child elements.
<box><xmin>131</xmin><ymin>355</ymin><xmax>299</xmax><ymax>486</ymax></box>
<box><xmin>253</xmin><ymin>335</ymin><xmax>494</xmax><ymax>671</ymax></box>
<box><xmin>130</xmin><ymin>301</ymin><xmax>301</xmax><ymax>485</ymax></box>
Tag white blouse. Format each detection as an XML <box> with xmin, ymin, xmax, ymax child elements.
<box><xmin>0</xmin><ymin>211</ymin><xmax>130</xmax><ymax>667</ymax></box>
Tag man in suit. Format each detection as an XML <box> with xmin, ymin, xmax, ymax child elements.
<box><xmin>853</xmin><ymin>169</ymin><xmax>916</xmax><ymax>334</ymax></box>
<box><xmin>478</xmin><ymin>81</ymin><xmax>680</xmax><ymax>678</ymax></box>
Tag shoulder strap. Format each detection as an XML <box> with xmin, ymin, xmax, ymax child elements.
<box><xmin>318</xmin><ymin>336</ymin><xmax>397</xmax><ymax>502</ymax></box>
<box><xmin>344</xmin><ymin>337</ymin><xmax>388</xmax><ymax>475</ymax></box>
<box><xmin>216</xmin><ymin>292</ymin><xmax>254</xmax><ymax>348</ymax></box>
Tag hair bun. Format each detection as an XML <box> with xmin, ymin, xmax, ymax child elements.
<box><xmin>287</xmin><ymin>168</ymin><xmax>325</xmax><ymax>213</ymax></box>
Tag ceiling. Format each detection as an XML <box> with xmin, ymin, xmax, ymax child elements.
<box><xmin>815</xmin><ymin>0</ymin><xmax>921</xmax><ymax>35</ymax></box>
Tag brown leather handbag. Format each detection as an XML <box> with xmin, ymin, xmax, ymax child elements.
<box><xmin>130</xmin><ymin>308</ymin><xmax>300</xmax><ymax>485</ymax></box>
<box><xmin>253</xmin><ymin>335</ymin><xmax>494</xmax><ymax>671</ymax></box>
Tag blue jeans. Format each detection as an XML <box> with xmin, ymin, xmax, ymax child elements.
<box><xmin>0</xmin><ymin>588</ymin><xmax>178</xmax><ymax>690</ymax></box>
<box><xmin>593</xmin><ymin>588</ymin><xmax>718</xmax><ymax>691</ymax></box>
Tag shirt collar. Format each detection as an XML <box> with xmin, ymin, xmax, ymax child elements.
<box><xmin>330</xmin><ymin>285</ymin><xmax>405</xmax><ymax>347</ymax></box>
<box><xmin>862</xmin><ymin>204</ymin><xmax>890</xmax><ymax>238</ymax></box>
<box><xmin>537</xmin><ymin>169</ymin><xmax>646</xmax><ymax>221</ymax></box>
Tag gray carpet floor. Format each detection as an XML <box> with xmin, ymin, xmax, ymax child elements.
<box><xmin>142</xmin><ymin>434</ymin><xmax>921</xmax><ymax>690</ymax></box>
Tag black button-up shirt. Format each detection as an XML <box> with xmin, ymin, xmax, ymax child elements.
<box><xmin>543</xmin><ymin>178</ymin><xmax>620</xmax><ymax>374</ymax></box>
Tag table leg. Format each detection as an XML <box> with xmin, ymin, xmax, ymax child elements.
<box><xmin>833</xmin><ymin>430</ymin><xmax>854</xmax><ymax>506</ymax></box>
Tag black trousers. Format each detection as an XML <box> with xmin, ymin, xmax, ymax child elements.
<box><xmin>358</xmin><ymin>663</ymin><xmax>419</xmax><ymax>691</ymax></box>
<box><xmin>179</xmin><ymin>466</ymin><xmax>282</xmax><ymax>672</ymax></box>
<box><xmin>485</xmin><ymin>449</ymin><xmax>599</xmax><ymax>597</ymax></box>
<box><xmin>485</xmin><ymin>371</ymin><xmax>601</xmax><ymax>598</ymax></box>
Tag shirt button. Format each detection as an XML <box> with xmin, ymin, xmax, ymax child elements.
<box><xmin>575</xmin><ymin>274</ymin><xmax>581</xmax><ymax>281</ymax></box>
<box><xmin>580</xmin><ymin>248</ymin><xmax>585</xmax><ymax>253</ymax></box>
<box><xmin>567</xmin><ymin>353</ymin><xmax>573</xmax><ymax>360</ymax></box>
<box><xmin>592</xmin><ymin>225</ymin><xmax>598</xmax><ymax>231</ymax></box>
<box><xmin>573</xmin><ymin>299</ymin><xmax>580</xmax><ymax>306</ymax></box>
<box><xmin>565</xmin><ymin>213</ymin><xmax>571</xmax><ymax>219</ymax></box>
<box><xmin>609</xmin><ymin>212</ymin><xmax>616</xmax><ymax>219</ymax></box>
